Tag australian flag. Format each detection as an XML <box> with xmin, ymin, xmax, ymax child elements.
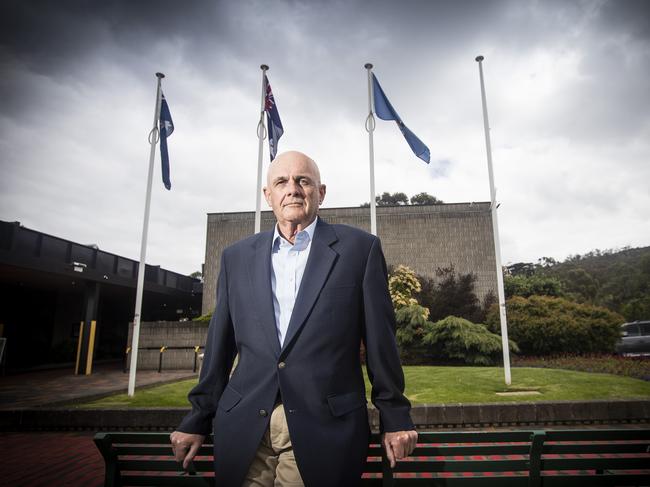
<box><xmin>159</xmin><ymin>93</ymin><xmax>174</xmax><ymax>190</ymax></box>
<box><xmin>372</xmin><ymin>73</ymin><xmax>430</xmax><ymax>164</ymax></box>
<box><xmin>264</xmin><ymin>74</ymin><xmax>284</xmax><ymax>161</ymax></box>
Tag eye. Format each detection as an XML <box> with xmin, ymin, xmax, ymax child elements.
<box><xmin>299</xmin><ymin>178</ymin><xmax>311</xmax><ymax>186</ymax></box>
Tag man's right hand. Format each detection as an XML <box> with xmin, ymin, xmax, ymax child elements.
<box><xmin>170</xmin><ymin>430</ymin><xmax>205</xmax><ymax>470</ymax></box>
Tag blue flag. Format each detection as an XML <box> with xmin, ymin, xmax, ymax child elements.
<box><xmin>372</xmin><ymin>73</ymin><xmax>430</xmax><ymax>164</ymax></box>
<box><xmin>159</xmin><ymin>93</ymin><xmax>174</xmax><ymax>190</ymax></box>
<box><xmin>264</xmin><ymin>74</ymin><xmax>284</xmax><ymax>161</ymax></box>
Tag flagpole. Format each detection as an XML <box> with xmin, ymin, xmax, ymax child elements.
<box><xmin>476</xmin><ymin>55</ymin><xmax>511</xmax><ymax>386</ymax></box>
<box><xmin>364</xmin><ymin>63</ymin><xmax>377</xmax><ymax>236</ymax></box>
<box><xmin>254</xmin><ymin>64</ymin><xmax>269</xmax><ymax>234</ymax></box>
<box><xmin>128</xmin><ymin>72</ymin><xmax>165</xmax><ymax>397</ymax></box>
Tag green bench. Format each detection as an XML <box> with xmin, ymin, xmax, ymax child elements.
<box><xmin>94</xmin><ymin>428</ymin><xmax>650</xmax><ymax>486</ymax></box>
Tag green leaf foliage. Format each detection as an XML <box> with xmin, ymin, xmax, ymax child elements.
<box><xmin>506</xmin><ymin>246</ymin><xmax>650</xmax><ymax>320</ymax></box>
<box><xmin>417</xmin><ymin>266</ymin><xmax>481</xmax><ymax>322</ymax></box>
<box><xmin>486</xmin><ymin>295</ymin><xmax>624</xmax><ymax>355</ymax></box>
<box><xmin>193</xmin><ymin>312</ymin><xmax>212</xmax><ymax>323</ymax></box>
<box><xmin>421</xmin><ymin>316</ymin><xmax>518</xmax><ymax>366</ymax></box>
<box><xmin>504</xmin><ymin>274</ymin><xmax>564</xmax><ymax>298</ymax></box>
<box><xmin>395</xmin><ymin>304</ymin><xmax>430</xmax><ymax>347</ymax></box>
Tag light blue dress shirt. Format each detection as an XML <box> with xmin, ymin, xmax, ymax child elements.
<box><xmin>270</xmin><ymin>217</ymin><xmax>318</xmax><ymax>347</ymax></box>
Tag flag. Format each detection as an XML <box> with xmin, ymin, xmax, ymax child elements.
<box><xmin>372</xmin><ymin>73</ymin><xmax>430</xmax><ymax>164</ymax></box>
<box><xmin>159</xmin><ymin>93</ymin><xmax>174</xmax><ymax>190</ymax></box>
<box><xmin>264</xmin><ymin>74</ymin><xmax>283</xmax><ymax>161</ymax></box>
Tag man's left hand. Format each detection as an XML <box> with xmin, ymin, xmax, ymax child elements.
<box><xmin>382</xmin><ymin>430</ymin><xmax>418</xmax><ymax>468</ymax></box>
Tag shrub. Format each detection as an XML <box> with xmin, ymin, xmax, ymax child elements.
<box><xmin>486</xmin><ymin>295</ymin><xmax>623</xmax><ymax>355</ymax></box>
<box><xmin>504</xmin><ymin>274</ymin><xmax>564</xmax><ymax>298</ymax></box>
<box><xmin>395</xmin><ymin>304</ymin><xmax>430</xmax><ymax>347</ymax></box>
<box><xmin>193</xmin><ymin>312</ymin><xmax>213</xmax><ymax>323</ymax></box>
<box><xmin>421</xmin><ymin>316</ymin><xmax>518</xmax><ymax>366</ymax></box>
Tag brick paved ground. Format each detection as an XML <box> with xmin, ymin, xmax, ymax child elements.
<box><xmin>0</xmin><ymin>362</ymin><xmax>196</xmax><ymax>409</ymax></box>
<box><xmin>0</xmin><ymin>363</ymin><xmax>195</xmax><ymax>486</ymax></box>
<box><xmin>0</xmin><ymin>431</ymin><xmax>104</xmax><ymax>487</ymax></box>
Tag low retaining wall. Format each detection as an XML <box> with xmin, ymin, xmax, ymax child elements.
<box><xmin>126</xmin><ymin>321</ymin><xmax>209</xmax><ymax>370</ymax></box>
<box><xmin>2</xmin><ymin>400</ymin><xmax>648</xmax><ymax>431</ymax></box>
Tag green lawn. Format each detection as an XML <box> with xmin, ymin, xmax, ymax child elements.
<box><xmin>78</xmin><ymin>366</ymin><xmax>650</xmax><ymax>408</ymax></box>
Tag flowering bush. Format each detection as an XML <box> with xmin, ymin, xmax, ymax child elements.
<box><xmin>389</xmin><ymin>265</ymin><xmax>423</xmax><ymax>310</ymax></box>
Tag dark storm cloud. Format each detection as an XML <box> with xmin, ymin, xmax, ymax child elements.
<box><xmin>597</xmin><ymin>0</ymin><xmax>650</xmax><ymax>40</ymax></box>
<box><xmin>0</xmin><ymin>0</ymin><xmax>228</xmax><ymax>73</ymax></box>
<box><xmin>1</xmin><ymin>0</ymin><xmax>649</xmax><ymax>272</ymax></box>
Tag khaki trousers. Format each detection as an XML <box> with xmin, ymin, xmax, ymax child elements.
<box><xmin>242</xmin><ymin>403</ymin><xmax>305</xmax><ymax>487</ymax></box>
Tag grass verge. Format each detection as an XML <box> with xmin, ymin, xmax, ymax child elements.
<box><xmin>77</xmin><ymin>365</ymin><xmax>650</xmax><ymax>408</ymax></box>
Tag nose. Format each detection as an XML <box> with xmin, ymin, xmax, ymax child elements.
<box><xmin>286</xmin><ymin>179</ymin><xmax>302</xmax><ymax>196</ymax></box>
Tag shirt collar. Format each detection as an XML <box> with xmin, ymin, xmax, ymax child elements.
<box><xmin>272</xmin><ymin>217</ymin><xmax>318</xmax><ymax>252</ymax></box>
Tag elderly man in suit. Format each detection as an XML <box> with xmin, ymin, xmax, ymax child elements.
<box><xmin>171</xmin><ymin>151</ymin><xmax>417</xmax><ymax>486</ymax></box>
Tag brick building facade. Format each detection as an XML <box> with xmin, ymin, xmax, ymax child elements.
<box><xmin>202</xmin><ymin>203</ymin><xmax>497</xmax><ymax>314</ymax></box>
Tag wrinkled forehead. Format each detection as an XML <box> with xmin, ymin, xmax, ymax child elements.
<box><xmin>266</xmin><ymin>153</ymin><xmax>321</xmax><ymax>184</ymax></box>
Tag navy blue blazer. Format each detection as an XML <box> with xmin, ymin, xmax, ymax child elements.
<box><xmin>178</xmin><ymin>218</ymin><xmax>413</xmax><ymax>486</ymax></box>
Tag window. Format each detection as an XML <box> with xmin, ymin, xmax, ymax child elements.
<box><xmin>623</xmin><ymin>324</ymin><xmax>640</xmax><ymax>337</ymax></box>
<box><xmin>639</xmin><ymin>322</ymin><xmax>650</xmax><ymax>336</ymax></box>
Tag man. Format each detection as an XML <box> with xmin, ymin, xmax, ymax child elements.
<box><xmin>171</xmin><ymin>151</ymin><xmax>417</xmax><ymax>486</ymax></box>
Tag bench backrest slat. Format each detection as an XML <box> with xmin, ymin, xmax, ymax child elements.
<box><xmin>118</xmin><ymin>459</ymin><xmax>214</xmax><ymax>472</ymax></box>
<box><xmin>114</xmin><ymin>445</ymin><xmax>214</xmax><ymax>456</ymax></box>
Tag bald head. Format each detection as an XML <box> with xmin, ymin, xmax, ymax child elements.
<box><xmin>263</xmin><ymin>151</ymin><xmax>326</xmax><ymax>238</ymax></box>
<box><xmin>266</xmin><ymin>151</ymin><xmax>321</xmax><ymax>186</ymax></box>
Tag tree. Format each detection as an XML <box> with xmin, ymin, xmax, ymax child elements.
<box><xmin>422</xmin><ymin>316</ymin><xmax>518</xmax><ymax>366</ymax></box>
<box><xmin>417</xmin><ymin>266</ymin><xmax>480</xmax><ymax>323</ymax></box>
<box><xmin>410</xmin><ymin>192</ymin><xmax>443</xmax><ymax>205</ymax></box>
<box><xmin>376</xmin><ymin>191</ymin><xmax>409</xmax><ymax>206</ymax></box>
<box><xmin>506</xmin><ymin>262</ymin><xmax>537</xmax><ymax>277</ymax></box>
<box><xmin>563</xmin><ymin>268</ymin><xmax>599</xmax><ymax>302</ymax></box>
<box><xmin>621</xmin><ymin>296</ymin><xmax>650</xmax><ymax>321</ymax></box>
<box><xmin>189</xmin><ymin>271</ymin><xmax>203</xmax><ymax>283</ymax></box>
<box><xmin>504</xmin><ymin>274</ymin><xmax>564</xmax><ymax>298</ymax></box>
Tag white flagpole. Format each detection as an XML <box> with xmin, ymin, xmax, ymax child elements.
<box><xmin>128</xmin><ymin>72</ymin><xmax>165</xmax><ymax>397</ymax></box>
<box><xmin>364</xmin><ymin>63</ymin><xmax>377</xmax><ymax>236</ymax></box>
<box><xmin>475</xmin><ymin>55</ymin><xmax>511</xmax><ymax>386</ymax></box>
<box><xmin>254</xmin><ymin>64</ymin><xmax>269</xmax><ymax>234</ymax></box>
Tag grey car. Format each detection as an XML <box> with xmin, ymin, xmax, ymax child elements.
<box><xmin>616</xmin><ymin>321</ymin><xmax>650</xmax><ymax>355</ymax></box>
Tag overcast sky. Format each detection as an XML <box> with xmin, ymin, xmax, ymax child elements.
<box><xmin>1</xmin><ymin>0</ymin><xmax>649</xmax><ymax>276</ymax></box>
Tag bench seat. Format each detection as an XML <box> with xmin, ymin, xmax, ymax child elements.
<box><xmin>94</xmin><ymin>428</ymin><xmax>650</xmax><ymax>486</ymax></box>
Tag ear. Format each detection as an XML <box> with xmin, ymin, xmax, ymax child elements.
<box><xmin>318</xmin><ymin>184</ymin><xmax>326</xmax><ymax>205</ymax></box>
<box><xmin>263</xmin><ymin>187</ymin><xmax>272</xmax><ymax>207</ymax></box>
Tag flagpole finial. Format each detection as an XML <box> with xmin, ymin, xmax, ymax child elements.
<box><xmin>475</xmin><ymin>56</ymin><xmax>484</xmax><ymax>62</ymax></box>
<box><xmin>260</xmin><ymin>64</ymin><xmax>269</xmax><ymax>71</ymax></box>
<box><xmin>155</xmin><ymin>72</ymin><xmax>165</xmax><ymax>79</ymax></box>
<box><xmin>364</xmin><ymin>63</ymin><xmax>373</xmax><ymax>70</ymax></box>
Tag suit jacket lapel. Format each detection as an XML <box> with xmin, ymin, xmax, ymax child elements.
<box><xmin>281</xmin><ymin>219</ymin><xmax>338</xmax><ymax>355</ymax></box>
<box><xmin>247</xmin><ymin>232</ymin><xmax>281</xmax><ymax>357</ymax></box>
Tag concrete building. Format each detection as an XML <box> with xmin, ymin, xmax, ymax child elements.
<box><xmin>202</xmin><ymin>203</ymin><xmax>497</xmax><ymax>314</ymax></box>
<box><xmin>0</xmin><ymin>220</ymin><xmax>202</xmax><ymax>372</ymax></box>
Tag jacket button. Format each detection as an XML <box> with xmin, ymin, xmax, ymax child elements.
<box><xmin>278</xmin><ymin>362</ymin><xmax>286</xmax><ymax>369</ymax></box>
<box><xmin>259</xmin><ymin>409</ymin><xmax>268</xmax><ymax>417</ymax></box>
